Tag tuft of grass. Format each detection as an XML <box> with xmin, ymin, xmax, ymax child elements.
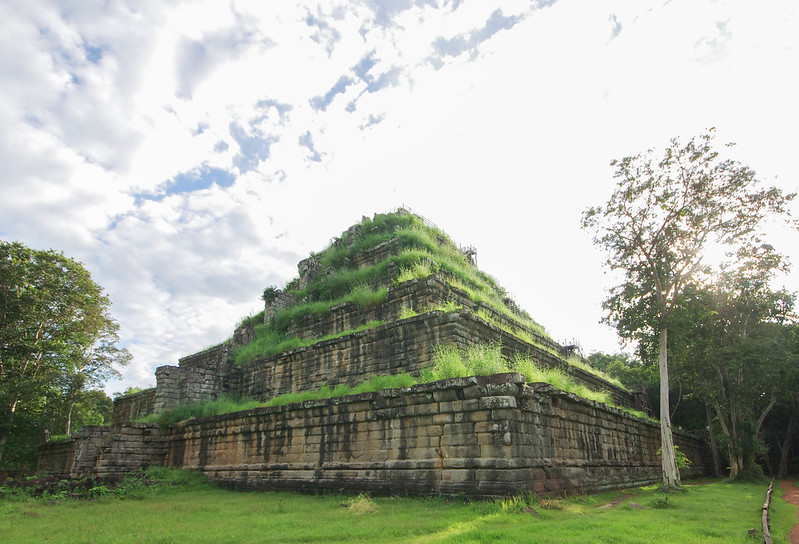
<box><xmin>428</xmin><ymin>300</ymin><xmax>463</xmax><ymax>313</ymax></box>
<box><xmin>346</xmin><ymin>285</ymin><xmax>388</xmax><ymax>306</ymax></box>
<box><xmin>420</xmin><ymin>345</ymin><xmax>471</xmax><ymax>381</ymax></box>
<box><xmin>237</xmin><ymin>311</ymin><xmax>265</xmax><ymax>329</ymax></box>
<box><xmin>342</xmin><ymin>492</ymin><xmax>378</xmax><ymax>515</ymax></box>
<box><xmin>464</xmin><ymin>343</ymin><xmax>506</xmax><ymax>376</ymax></box>
<box><xmin>395</xmin><ymin>260</ymin><xmax>437</xmax><ymax>284</ymax></box>
<box><xmin>398</xmin><ymin>306</ymin><xmax>419</xmax><ymax>319</ymax></box>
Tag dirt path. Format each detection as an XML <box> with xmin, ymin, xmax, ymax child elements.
<box><xmin>779</xmin><ymin>480</ymin><xmax>799</xmax><ymax>544</ymax></box>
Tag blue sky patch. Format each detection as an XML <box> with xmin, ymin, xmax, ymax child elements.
<box><xmin>168</xmin><ymin>166</ymin><xmax>235</xmax><ymax>195</ymax></box>
<box><xmin>359</xmin><ymin>113</ymin><xmax>386</xmax><ymax>130</ymax></box>
<box><xmin>230</xmin><ymin>122</ymin><xmax>279</xmax><ymax>172</ymax></box>
<box><xmin>132</xmin><ymin>166</ymin><xmax>236</xmax><ymax>205</ymax></box>
<box><xmin>353</xmin><ymin>52</ymin><xmax>378</xmax><ymax>80</ymax></box>
<box><xmin>83</xmin><ymin>43</ymin><xmax>105</xmax><ymax>64</ymax></box>
<box><xmin>298</xmin><ymin>131</ymin><xmax>323</xmax><ymax>162</ymax></box>
<box><xmin>429</xmin><ymin>8</ymin><xmax>524</xmax><ymax>67</ymax></box>
<box><xmin>256</xmin><ymin>98</ymin><xmax>293</xmax><ymax>120</ymax></box>
<box><xmin>310</xmin><ymin>75</ymin><xmax>353</xmax><ymax>111</ymax></box>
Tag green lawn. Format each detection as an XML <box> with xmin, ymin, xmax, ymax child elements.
<box><xmin>1</xmin><ymin>479</ymin><xmax>795</xmax><ymax>543</ymax></box>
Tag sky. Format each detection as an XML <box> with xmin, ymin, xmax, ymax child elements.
<box><xmin>1</xmin><ymin>0</ymin><xmax>797</xmax><ymax>395</ymax></box>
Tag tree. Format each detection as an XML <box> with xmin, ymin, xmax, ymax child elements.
<box><xmin>0</xmin><ymin>241</ymin><xmax>130</xmax><ymax>468</ymax></box>
<box><xmin>669</xmin><ymin>254</ymin><xmax>796</xmax><ymax>478</ymax></box>
<box><xmin>582</xmin><ymin>129</ymin><xmax>794</xmax><ymax>487</ymax></box>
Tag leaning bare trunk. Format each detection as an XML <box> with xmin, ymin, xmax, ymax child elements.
<box><xmin>705</xmin><ymin>404</ymin><xmax>723</xmax><ymax>478</ymax></box>
<box><xmin>659</xmin><ymin>327</ymin><xmax>680</xmax><ymax>487</ymax></box>
<box><xmin>64</xmin><ymin>402</ymin><xmax>74</xmax><ymax>436</ymax></box>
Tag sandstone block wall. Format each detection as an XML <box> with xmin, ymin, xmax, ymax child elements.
<box><xmin>41</xmin><ymin>374</ymin><xmax>707</xmax><ymax>496</ymax></box>
<box><xmin>285</xmin><ymin>276</ymin><xmax>456</xmax><ymax>340</ymax></box>
<box><xmin>94</xmin><ymin>423</ymin><xmax>167</xmax><ymax>478</ymax></box>
<box><xmin>116</xmin><ymin>276</ymin><xmax>631</xmax><ymax>424</ymax></box>
<box><xmin>37</xmin><ymin>425</ymin><xmax>112</xmax><ymax>477</ymax></box>
<box><xmin>240</xmin><ymin>312</ymin><xmax>452</xmax><ymax>400</ymax></box>
<box><xmin>112</xmin><ymin>389</ymin><xmax>156</xmax><ymax>425</ymax></box>
<box><xmin>151</xmin><ymin>343</ymin><xmax>242</xmax><ymax>413</ymax></box>
<box><xmin>116</xmin><ymin>309</ymin><xmax>637</xmax><ymax>425</ymax></box>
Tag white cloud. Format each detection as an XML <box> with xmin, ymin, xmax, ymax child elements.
<box><xmin>1</xmin><ymin>0</ymin><xmax>797</xmax><ymax>394</ymax></box>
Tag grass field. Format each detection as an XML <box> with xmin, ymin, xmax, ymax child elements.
<box><xmin>1</xmin><ymin>477</ymin><xmax>795</xmax><ymax>543</ymax></box>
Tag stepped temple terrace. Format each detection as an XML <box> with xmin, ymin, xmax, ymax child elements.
<box><xmin>38</xmin><ymin>209</ymin><xmax>708</xmax><ymax>497</ymax></box>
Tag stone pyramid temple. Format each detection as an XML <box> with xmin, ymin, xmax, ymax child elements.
<box><xmin>38</xmin><ymin>209</ymin><xmax>707</xmax><ymax>497</ymax></box>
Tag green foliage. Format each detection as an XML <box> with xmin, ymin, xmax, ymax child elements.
<box><xmin>657</xmin><ymin>445</ymin><xmax>692</xmax><ymax>468</ymax></box>
<box><xmin>0</xmin><ymin>467</ymin><xmax>210</xmax><ymax>505</ymax></box>
<box><xmin>237</xmin><ymin>311</ymin><xmax>265</xmax><ymax>329</ymax></box>
<box><xmin>648</xmin><ymin>493</ymin><xmax>672</xmax><ymax>509</ymax></box>
<box><xmin>582</xmin><ymin>129</ymin><xmax>795</xmax><ymax>357</ymax></box>
<box><xmin>566</xmin><ymin>356</ymin><xmax>627</xmax><ymax>390</ymax></box>
<box><xmin>261</xmin><ymin>286</ymin><xmax>279</xmax><ymax>303</ymax></box>
<box><xmin>582</xmin><ymin>129</ymin><xmax>795</xmax><ymax>487</ymax></box>
<box><xmin>0</xmin><ymin>241</ymin><xmax>129</xmax><ymax>469</ymax></box>
<box><xmin>588</xmin><ymin>352</ymin><xmax>657</xmax><ymax>391</ymax></box>
<box><xmin>668</xmin><ymin>267</ymin><xmax>797</xmax><ymax>478</ymax></box>
<box><xmin>117</xmin><ymin>387</ymin><xmax>145</xmax><ymax>397</ymax></box>
<box><xmin>421</xmin><ymin>344</ymin><xmax>618</xmax><ymax>408</ymax></box>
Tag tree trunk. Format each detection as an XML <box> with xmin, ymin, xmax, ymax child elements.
<box><xmin>705</xmin><ymin>403</ymin><xmax>723</xmax><ymax>478</ymax></box>
<box><xmin>65</xmin><ymin>401</ymin><xmax>74</xmax><ymax>436</ymax></box>
<box><xmin>659</xmin><ymin>327</ymin><xmax>680</xmax><ymax>487</ymax></box>
<box><xmin>713</xmin><ymin>402</ymin><xmax>740</xmax><ymax>479</ymax></box>
<box><xmin>778</xmin><ymin>407</ymin><xmax>797</xmax><ymax>478</ymax></box>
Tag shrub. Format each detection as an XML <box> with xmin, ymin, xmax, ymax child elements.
<box><xmin>649</xmin><ymin>494</ymin><xmax>672</xmax><ymax>509</ymax></box>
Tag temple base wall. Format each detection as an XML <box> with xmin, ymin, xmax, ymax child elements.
<box><xmin>38</xmin><ymin>374</ymin><xmax>707</xmax><ymax>496</ymax></box>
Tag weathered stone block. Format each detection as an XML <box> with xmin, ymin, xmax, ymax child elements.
<box><xmin>479</xmin><ymin>396</ymin><xmax>517</xmax><ymax>410</ymax></box>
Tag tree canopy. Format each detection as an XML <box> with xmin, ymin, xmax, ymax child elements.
<box><xmin>668</xmin><ymin>255</ymin><xmax>796</xmax><ymax>478</ymax></box>
<box><xmin>0</xmin><ymin>241</ymin><xmax>130</xmax><ymax>469</ymax></box>
<box><xmin>582</xmin><ymin>129</ymin><xmax>794</xmax><ymax>486</ymax></box>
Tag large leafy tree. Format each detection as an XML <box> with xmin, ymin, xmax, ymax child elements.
<box><xmin>582</xmin><ymin>129</ymin><xmax>794</xmax><ymax>487</ymax></box>
<box><xmin>669</xmin><ymin>251</ymin><xmax>796</xmax><ymax>478</ymax></box>
<box><xmin>0</xmin><ymin>241</ymin><xmax>130</xmax><ymax>468</ymax></box>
